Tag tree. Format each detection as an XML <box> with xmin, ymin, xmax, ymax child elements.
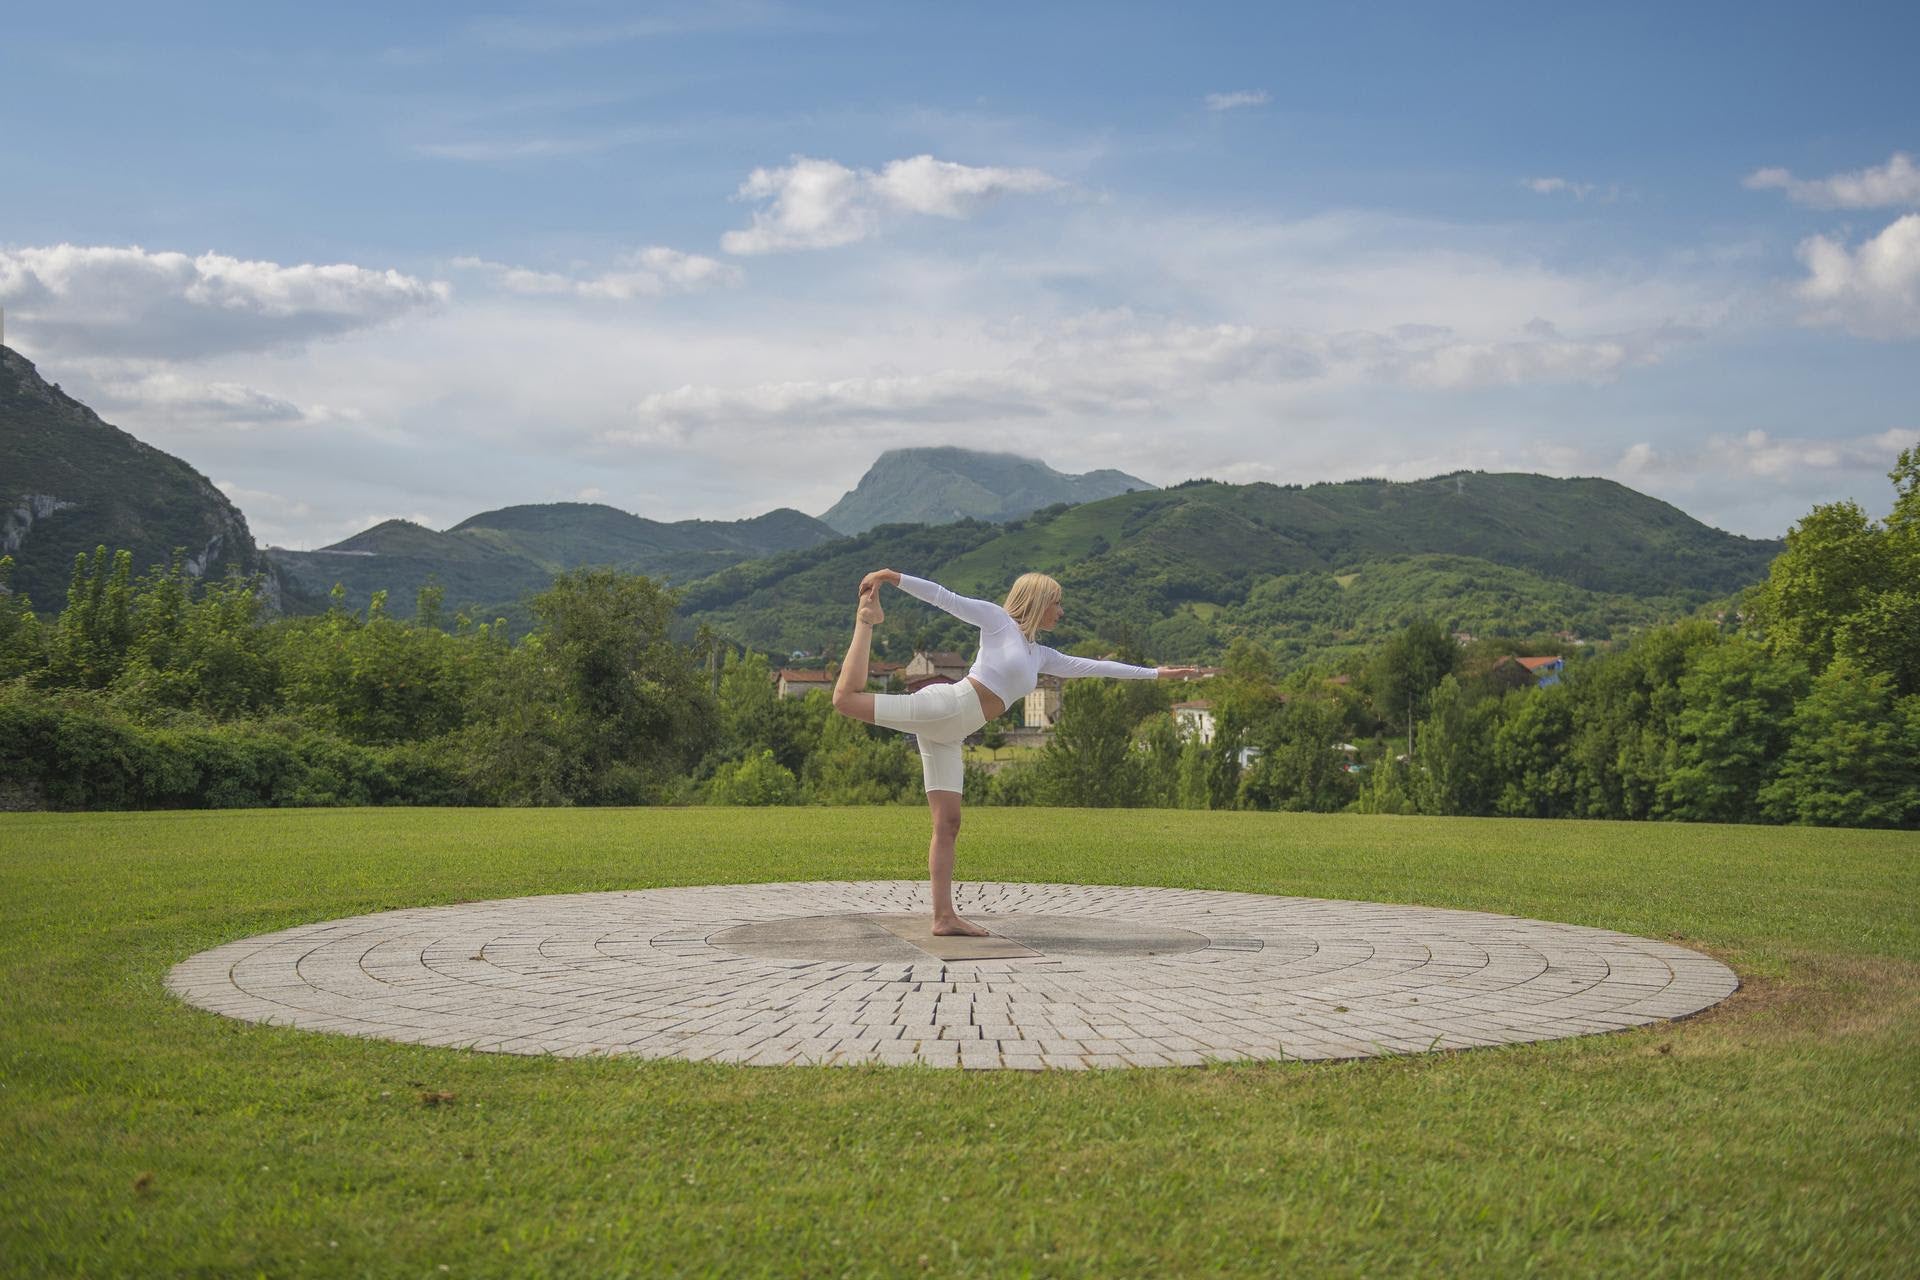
<box><xmin>466</xmin><ymin>568</ymin><xmax>714</xmax><ymax>804</ymax></box>
<box><xmin>1032</xmin><ymin>680</ymin><xmax>1143</xmax><ymax>807</ymax></box>
<box><xmin>1369</xmin><ymin>617</ymin><xmax>1458</xmax><ymax>732</ymax></box>
<box><xmin>804</xmin><ymin>712</ymin><xmax>915</xmax><ymax>804</ymax></box>
<box><xmin>1491</xmin><ymin>685</ymin><xmax>1577</xmax><ymax>818</ymax></box>
<box><xmin>1749</xmin><ymin>451</ymin><xmax>1920</xmax><ymax>697</ymax></box>
<box><xmin>709</xmin><ymin>749</ymin><xmax>798</xmax><ymax>805</ymax></box>
<box><xmin>1132</xmin><ymin>711</ymin><xmax>1184</xmax><ymax>809</ymax></box>
<box><xmin>48</xmin><ymin>546</ymin><xmax>136</xmax><ymax>688</ymax></box>
<box><xmin>1659</xmin><ymin>638</ymin><xmax>1805</xmax><ymax>823</ymax></box>
<box><xmin>1758</xmin><ymin>662</ymin><xmax>1920</xmax><ymax>828</ymax></box>
<box><xmin>1408</xmin><ymin>675</ymin><xmax>1500</xmax><ymax>816</ymax></box>
<box><xmin>0</xmin><ymin>556</ymin><xmax>42</xmax><ymax>679</ymax></box>
<box><xmin>1238</xmin><ymin>696</ymin><xmax>1356</xmax><ymax>812</ymax></box>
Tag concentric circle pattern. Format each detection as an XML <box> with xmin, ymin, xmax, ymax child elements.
<box><xmin>164</xmin><ymin>881</ymin><xmax>1738</xmax><ymax>1070</ymax></box>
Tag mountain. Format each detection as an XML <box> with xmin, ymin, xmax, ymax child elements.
<box><xmin>0</xmin><ymin>344</ymin><xmax>285</xmax><ymax>610</ymax></box>
<box><xmin>819</xmin><ymin>447</ymin><xmax>1155</xmax><ymax>534</ymax></box>
<box><xmin>267</xmin><ymin>502</ymin><xmax>840</xmax><ymax>619</ymax></box>
<box><xmin>674</xmin><ymin>471</ymin><xmax>1784</xmax><ymax>662</ymax></box>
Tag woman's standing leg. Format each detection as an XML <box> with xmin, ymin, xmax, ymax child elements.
<box><xmin>926</xmin><ymin>789</ymin><xmax>988</xmax><ymax>936</ymax></box>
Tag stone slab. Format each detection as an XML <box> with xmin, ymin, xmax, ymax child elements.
<box><xmin>867</xmin><ymin>913</ymin><xmax>1043</xmax><ymax>960</ymax></box>
<box><xmin>162</xmin><ymin>880</ymin><xmax>1740</xmax><ymax>1071</ymax></box>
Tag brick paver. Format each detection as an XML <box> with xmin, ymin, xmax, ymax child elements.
<box><xmin>163</xmin><ymin>881</ymin><xmax>1738</xmax><ymax>1070</ymax></box>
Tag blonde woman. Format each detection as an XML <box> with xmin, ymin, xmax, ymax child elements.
<box><xmin>832</xmin><ymin>569</ymin><xmax>1202</xmax><ymax>937</ymax></box>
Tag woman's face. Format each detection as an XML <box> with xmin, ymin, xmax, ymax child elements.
<box><xmin>1041</xmin><ymin>596</ymin><xmax>1064</xmax><ymax>630</ymax></box>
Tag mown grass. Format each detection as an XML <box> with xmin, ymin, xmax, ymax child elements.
<box><xmin>2</xmin><ymin>807</ymin><xmax>1915</xmax><ymax>1277</ymax></box>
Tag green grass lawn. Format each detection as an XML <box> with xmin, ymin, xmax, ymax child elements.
<box><xmin>3</xmin><ymin>807</ymin><xmax>1915</xmax><ymax>1277</ymax></box>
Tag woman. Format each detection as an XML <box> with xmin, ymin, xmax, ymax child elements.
<box><xmin>831</xmin><ymin>568</ymin><xmax>1202</xmax><ymax>937</ymax></box>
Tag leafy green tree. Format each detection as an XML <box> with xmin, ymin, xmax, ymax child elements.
<box><xmin>1132</xmin><ymin>711</ymin><xmax>1184</xmax><ymax>809</ymax></box>
<box><xmin>1175</xmin><ymin>732</ymin><xmax>1212</xmax><ymax>809</ymax></box>
<box><xmin>277</xmin><ymin>587</ymin><xmax>470</xmax><ymax>743</ymax></box>
<box><xmin>712</xmin><ymin>650</ymin><xmax>821</xmax><ymax>775</ymax></box>
<box><xmin>1032</xmin><ymin>680</ymin><xmax>1143</xmax><ymax>807</ymax></box>
<box><xmin>1564</xmin><ymin>621</ymin><xmax>1715</xmax><ymax>819</ymax></box>
<box><xmin>1369</xmin><ymin>617</ymin><xmax>1458</xmax><ymax>731</ymax></box>
<box><xmin>527</xmin><ymin>568</ymin><xmax>715</xmax><ymax>802</ymax></box>
<box><xmin>1409</xmin><ymin>674</ymin><xmax>1500</xmax><ymax>816</ymax></box>
<box><xmin>0</xmin><ymin>556</ymin><xmax>42</xmax><ymax>679</ymax></box>
<box><xmin>1749</xmin><ymin>451</ymin><xmax>1920</xmax><ymax>697</ymax></box>
<box><xmin>47</xmin><ymin>546</ymin><xmax>136</xmax><ymax>688</ymax></box>
<box><xmin>1757</xmin><ymin>662</ymin><xmax>1920</xmax><ymax>828</ymax></box>
<box><xmin>804</xmin><ymin>712</ymin><xmax>915</xmax><ymax>804</ymax></box>
<box><xmin>1659</xmin><ymin>639</ymin><xmax>1806</xmax><ymax>823</ymax></box>
<box><xmin>1354</xmin><ymin>753</ymin><xmax>1416</xmax><ymax>815</ymax></box>
<box><xmin>1491</xmin><ymin>684</ymin><xmax>1577</xmax><ymax>818</ymax></box>
<box><xmin>1238</xmin><ymin>696</ymin><xmax>1356</xmax><ymax>812</ymax></box>
<box><xmin>709</xmin><ymin>749</ymin><xmax>799</xmax><ymax>805</ymax></box>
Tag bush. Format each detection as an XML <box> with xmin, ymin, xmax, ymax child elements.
<box><xmin>708</xmin><ymin>750</ymin><xmax>799</xmax><ymax>806</ymax></box>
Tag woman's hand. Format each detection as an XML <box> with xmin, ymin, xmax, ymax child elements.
<box><xmin>859</xmin><ymin>568</ymin><xmax>902</xmax><ymax>595</ymax></box>
<box><xmin>1156</xmin><ymin>666</ymin><xmax>1206</xmax><ymax>680</ymax></box>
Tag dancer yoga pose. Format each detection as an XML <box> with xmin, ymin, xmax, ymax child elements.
<box><xmin>831</xmin><ymin>569</ymin><xmax>1202</xmax><ymax>936</ymax></box>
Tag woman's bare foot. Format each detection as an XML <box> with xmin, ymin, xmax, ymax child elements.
<box><xmin>858</xmin><ymin>586</ymin><xmax>884</xmax><ymax>626</ymax></box>
<box><xmin>931</xmin><ymin>914</ymin><xmax>991</xmax><ymax>937</ymax></box>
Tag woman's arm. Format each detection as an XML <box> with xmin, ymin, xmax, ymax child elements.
<box><xmin>886</xmin><ymin>572</ymin><xmax>1007</xmax><ymax>628</ymax></box>
<box><xmin>1037</xmin><ymin>647</ymin><xmax>1163</xmax><ymax>680</ymax></box>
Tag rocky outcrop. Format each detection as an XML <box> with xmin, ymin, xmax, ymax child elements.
<box><xmin>2</xmin><ymin>494</ymin><xmax>78</xmax><ymax>555</ymax></box>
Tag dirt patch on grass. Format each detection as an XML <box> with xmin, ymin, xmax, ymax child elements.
<box><xmin>1673</xmin><ymin>943</ymin><xmax>1919</xmax><ymax>1047</ymax></box>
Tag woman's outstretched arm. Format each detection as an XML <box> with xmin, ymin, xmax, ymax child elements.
<box><xmin>1038</xmin><ymin>648</ymin><xmax>1157</xmax><ymax>680</ymax></box>
<box><xmin>864</xmin><ymin>568</ymin><xmax>1006</xmax><ymax>628</ymax></box>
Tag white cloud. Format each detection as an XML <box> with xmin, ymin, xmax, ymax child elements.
<box><xmin>1702</xmin><ymin>427</ymin><xmax>1919</xmax><ymax>478</ymax></box>
<box><xmin>1744</xmin><ymin>151</ymin><xmax>1920</xmax><ymax>209</ymax></box>
<box><xmin>720</xmin><ymin>154</ymin><xmax>1062</xmax><ymax>254</ymax></box>
<box><xmin>451</xmin><ymin>247</ymin><xmax>741</xmax><ymax>299</ymax></box>
<box><xmin>870</xmin><ymin>154</ymin><xmax>1061</xmax><ymax>217</ymax></box>
<box><xmin>606</xmin><ymin>311</ymin><xmax>1688</xmax><ymax>449</ymax></box>
<box><xmin>1523</xmin><ymin>176</ymin><xmax>1594</xmax><ymax>200</ymax></box>
<box><xmin>1204</xmin><ymin>90</ymin><xmax>1270</xmax><ymax>112</ymax></box>
<box><xmin>0</xmin><ymin>243</ymin><xmax>448</xmax><ymax>359</ymax></box>
<box><xmin>87</xmin><ymin>370</ymin><xmax>364</xmax><ymax>429</ymax></box>
<box><xmin>1520</xmin><ymin>177</ymin><xmax>1629</xmax><ymax>203</ymax></box>
<box><xmin>1792</xmin><ymin>213</ymin><xmax>1920</xmax><ymax>339</ymax></box>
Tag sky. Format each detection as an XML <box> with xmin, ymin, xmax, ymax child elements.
<box><xmin>3</xmin><ymin>0</ymin><xmax>1916</xmax><ymax>549</ymax></box>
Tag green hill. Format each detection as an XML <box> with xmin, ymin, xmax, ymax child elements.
<box><xmin>819</xmin><ymin>447</ymin><xmax>1155</xmax><ymax>534</ymax></box>
<box><xmin>0</xmin><ymin>344</ymin><xmax>288</xmax><ymax>611</ymax></box>
<box><xmin>673</xmin><ymin>472</ymin><xmax>1781</xmax><ymax>662</ymax></box>
<box><xmin>268</xmin><ymin>502</ymin><xmax>840</xmax><ymax>620</ymax></box>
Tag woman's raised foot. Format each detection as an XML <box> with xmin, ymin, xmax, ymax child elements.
<box><xmin>857</xmin><ymin>587</ymin><xmax>884</xmax><ymax>626</ymax></box>
<box><xmin>931</xmin><ymin>914</ymin><xmax>991</xmax><ymax>937</ymax></box>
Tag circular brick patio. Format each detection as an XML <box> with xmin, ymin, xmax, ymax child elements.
<box><xmin>164</xmin><ymin>881</ymin><xmax>1738</xmax><ymax>1070</ymax></box>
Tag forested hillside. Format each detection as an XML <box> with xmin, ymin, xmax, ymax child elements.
<box><xmin>0</xmin><ymin>344</ymin><xmax>286</xmax><ymax>609</ymax></box>
<box><xmin>673</xmin><ymin>472</ymin><xmax>1779</xmax><ymax>662</ymax></box>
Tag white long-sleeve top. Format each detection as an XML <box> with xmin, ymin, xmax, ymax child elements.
<box><xmin>895</xmin><ymin>573</ymin><xmax>1158</xmax><ymax>705</ymax></box>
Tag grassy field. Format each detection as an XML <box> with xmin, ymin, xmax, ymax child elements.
<box><xmin>3</xmin><ymin>807</ymin><xmax>1915</xmax><ymax>1277</ymax></box>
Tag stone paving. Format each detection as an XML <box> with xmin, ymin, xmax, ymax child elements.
<box><xmin>163</xmin><ymin>881</ymin><xmax>1739</xmax><ymax>1070</ymax></box>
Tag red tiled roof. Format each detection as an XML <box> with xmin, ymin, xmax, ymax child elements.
<box><xmin>776</xmin><ymin>668</ymin><xmax>835</xmax><ymax>683</ymax></box>
<box><xmin>1515</xmin><ymin>656</ymin><xmax>1563</xmax><ymax>671</ymax></box>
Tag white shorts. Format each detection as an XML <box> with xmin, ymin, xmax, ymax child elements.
<box><xmin>871</xmin><ymin>680</ymin><xmax>989</xmax><ymax>795</ymax></box>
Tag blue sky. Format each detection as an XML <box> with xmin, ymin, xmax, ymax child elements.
<box><xmin>4</xmin><ymin>1</ymin><xmax>1916</xmax><ymax>547</ymax></box>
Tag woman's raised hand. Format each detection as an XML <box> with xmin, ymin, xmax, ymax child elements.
<box><xmin>859</xmin><ymin>568</ymin><xmax>900</xmax><ymax>595</ymax></box>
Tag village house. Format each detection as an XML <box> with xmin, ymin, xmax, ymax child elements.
<box><xmin>1172</xmin><ymin>698</ymin><xmax>1215</xmax><ymax>744</ymax></box>
<box><xmin>1492</xmin><ymin>655</ymin><xmax>1565</xmax><ymax>688</ymax></box>
<box><xmin>1024</xmin><ymin>673</ymin><xmax>1063</xmax><ymax>728</ymax></box>
<box><xmin>774</xmin><ymin>666</ymin><xmax>836</xmax><ymax>699</ymax></box>
<box><xmin>903</xmin><ymin>649</ymin><xmax>969</xmax><ymax>691</ymax></box>
<box><xmin>774</xmin><ymin>659</ymin><xmax>908</xmax><ymax>699</ymax></box>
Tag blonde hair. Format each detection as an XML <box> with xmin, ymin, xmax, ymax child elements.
<box><xmin>1002</xmin><ymin>572</ymin><xmax>1062</xmax><ymax>642</ymax></box>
